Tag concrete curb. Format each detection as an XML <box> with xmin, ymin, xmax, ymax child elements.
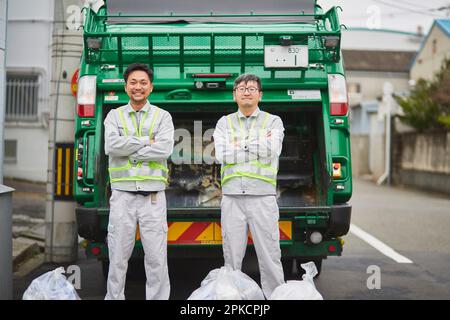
<box><xmin>13</xmin><ymin>238</ymin><xmax>40</xmax><ymax>272</ymax></box>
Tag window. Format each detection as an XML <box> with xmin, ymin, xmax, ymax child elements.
<box><xmin>6</xmin><ymin>73</ymin><xmax>40</xmax><ymax>122</ymax></box>
<box><xmin>4</xmin><ymin>140</ymin><xmax>17</xmax><ymax>163</ymax></box>
<box><xmin>432</xmin><ymin>39</ymin><xmax>437</xmax><ymax>55</ymax></box>
<box><xmin>348</xmin><ymin>82</ymin><xmax>361</xmax><ymax>94</ymax></box>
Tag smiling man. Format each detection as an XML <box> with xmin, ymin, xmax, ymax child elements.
<box><xmin>103</xmin><ymin>63</ymin><xmax>174</xmax><ymax>300</ymax></box>
<box><xmin>213</xmin><ymin>74</ymin><xmax>286</xmax><ymax>298</ymax></box>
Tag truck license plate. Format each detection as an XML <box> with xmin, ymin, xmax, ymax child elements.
<box><xmin>264</xmin><ymin>45</ymin><xmax>308</xmax><ymax>68</ymax></box>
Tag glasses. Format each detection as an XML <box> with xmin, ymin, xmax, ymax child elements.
<box><xmin>235</xmin><ymin>86</ymin><xmax>259</xmax><ymax>94</ymax></box>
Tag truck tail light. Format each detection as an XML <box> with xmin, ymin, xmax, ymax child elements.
<box><xmin>77</xmin><ymin>75</ymin><xmax>97</xmax><ymax>118</ymax></box>
<box><xmin>332</xmin><ymin>162</ymin><xmax>342</xmax><ymax>179</ymax></box>
<box><xmin>77</xmin><ymin>104</ymin><xmax>95</xmax><ymax>117</ymax></box>
<box><xmin>328</xmin><ymin>74</ymin><xmax>348</xmax><ymax>116</ymax></box>
<box><xmin>91</xmin><ymin>247</ymin><xmax>101</xmax><ymax>256</ymax></box>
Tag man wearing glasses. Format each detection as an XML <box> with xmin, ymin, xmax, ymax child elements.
<box><xmin>213</xmin><ymin>74</ymin><xmax>285</xmax><ymax>298</ymax></box>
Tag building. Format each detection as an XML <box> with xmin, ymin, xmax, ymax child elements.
<box><xmin>4</xmin><ymin>0</ymin><xmax>54</xmax><ymax>182</ymax></box>
<box><xmin>394</xmin><ymin>19</ymin><xmax>450</xmax><ymax>195</ymax></box>
<box><xmin>410</xmin><ymin>20</ymin><xmax>450</xmax><ymax>81</ymax></box>
<box><xmin>341</xmin><ymin>28</ymin><xmax>422</xmax><ymax>178</ymax></box>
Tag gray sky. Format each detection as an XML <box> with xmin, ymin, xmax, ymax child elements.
<box><xmin>318</xmin><ymin>0</ymin><xmax>450</xmax><ymax>34</ymax></box>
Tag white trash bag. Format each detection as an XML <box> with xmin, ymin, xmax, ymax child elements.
<box><xmin>188</xmin><ymin>266</ymin><xmax>264</xmax><ymax>300</ymax></box>
<box><xmin>269</xmin><ymin>262</ymin><xmax>323</xmax><ymax>300</ymax></box>
<box><xmin>22</xmin><ymin>267</ymin><xmax>81</xmax><ymax>300</ymax></box>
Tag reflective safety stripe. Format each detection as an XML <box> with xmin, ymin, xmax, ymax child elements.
<box><xmin>221</xmin><ymin>160</ymin><xmax>278</xmax><ymax>176</ymax></box>
<box><xmin>222</xmin><ymin>172</ymin><xmax>276</xmax><ymax>186</ymax></box>
<box><xmin>110</xmin><ymin>176</ymin><xmax>167</xmax><ymax>183</ymax></box>
<box><xmin>148</xmin><ymin>108</ymin><xmax>160</xmax><ymax>139</ymax></box>
<box><xmin>149</xmin><ymin>160</ymin><xmax>169</xmax><ymax>173</ymax></box>
<box><xmin>108</xmin><ymin>160</ymin><xmax>132</xmax><ymax>172</ymax></box>
<box><xmin>118</xmin><ymin>110</ymin><xmax>129</xmax><ymax>136</ymax></box>
<box><xmin>108</xmin><ymin>161</ymin><xmax>169</xmax><ymax>182</ymax></box>
<box><xmin>109</xmin><ymin>107</ymin><xmax>169</xmax><ymax>183</ymax></box>
<box><xmin>226</xmin><ymin>115</ymin><xmax>235</xmax><ymax>140</ymax></box>
<box><xmin>130</xmin><ymin>110</ymin><xmax>148</xmax><ymax>137</ymax></box>
<box><xmin>222</xmin><ymin>111</ymin><xmax>277</xmax><ymax>186</ymax></box>
<box><xmin>221</xmin><ymin>161</ymin><xmax>277</xmax><ymax>186</ymax></box>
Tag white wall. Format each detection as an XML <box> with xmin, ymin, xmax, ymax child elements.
<box><xmin>347</xmin><ymin>71</ymin><xmax>410</xmax><ymax>103</ymax></box>
<box><xmin>0</xmin><ymin>0</ymin><xmax>7</xmax><ymax>183</ymax></box>
<box><xmin>4</xmin><ymin>0</ymin><xmax>54</xmax><ymax>182</ymax></box>
<box><xmin>342</xmin><ymin>29</ymin><xmax>422</xmax><ymax>52</ymax></box>
<box><xmin>4</xmin><ymin>127</ymin><xmax>49</xmax><ymax>181</ymax></box>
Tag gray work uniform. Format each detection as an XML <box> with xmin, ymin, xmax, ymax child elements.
<box><xmin>103</xmin><ymin>101</ymin><xmax>174</xmax><ymax>300</ymax></box>
<box><xmin>213</xmin><ymin>107</ymin><xmax>285</xmax><ymax>298</ymax></box>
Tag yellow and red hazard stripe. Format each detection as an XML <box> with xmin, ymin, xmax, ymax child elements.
<box><xmin>136</xmin><ymin>221</ymin><xmax>292</xmax><ymax>244</ymax></box>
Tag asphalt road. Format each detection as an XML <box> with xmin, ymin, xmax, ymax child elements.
<box><xmin>13</xmin><ymin>178</ymin><xmax>450</xmax><ymax>300</ymax></box>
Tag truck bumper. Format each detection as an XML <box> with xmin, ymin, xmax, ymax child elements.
<box><xmin>329</xmin><ymin>203</ymin><xmax>352</xmax><ymax>237</ymax></box>
<box><xmin>78</xmin><ymin>203</ymin><xmax>352</xmax><ymax>259</ymax></box>
<box><xmin>76</xmin><ymin>207</ymin><xmax>105</xmax><ymax>242</ymax></box>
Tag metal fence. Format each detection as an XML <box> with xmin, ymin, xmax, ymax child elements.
<box><xmin>5</xmin><ymin>75</ymin><xmax>40</xmax><ymax>122</ymax></box>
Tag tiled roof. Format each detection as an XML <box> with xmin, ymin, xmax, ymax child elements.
<box><xmin>342</xmin><ymin>50</ymin><xmax>416</xmax><ymax>73</ymax></box>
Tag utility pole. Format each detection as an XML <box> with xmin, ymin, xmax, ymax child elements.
<box><xmin>45</xmin><ymin>0</ymin><xmax>83</xmax><ymax>263</ymax></box>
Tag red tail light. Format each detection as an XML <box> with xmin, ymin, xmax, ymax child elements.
<box><xmin>77</xmin><ymin>104</ymin><xmax>95</xmax><ymax>117</ymax></box>
<box><xmin>330</xmin><ymin>103</ymin><xmax>348</xmax><ymax>116</ymax></box>
<box><xmin>77</xmin><ymin>75</ymin><xmax>97</xmax><ymax>118</ymax></box>
<box><xmin>328</xmin><ymin>74</ymin><xmax>349</xmax><ymax>116</ymax></box>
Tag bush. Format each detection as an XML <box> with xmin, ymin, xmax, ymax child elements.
<box><xmin>395</xmin><ymin>59</ymin><xmax>450</xmax><ymax>132</ymax></box>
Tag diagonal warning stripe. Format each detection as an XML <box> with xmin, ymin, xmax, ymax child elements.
<box><xmin>177</xmin><ymin>222</ymin><xmax>210</xmax><ymax>242</ymax></box>
<box><xmin>213</xmin><ymin>222</ymin><xmax>222</xmax><ymax>241</ymax></box>
<box><xmin>168</xmin><ymin>222</ymin><xmax>193</xmax><ymax>241</ymax></box>
<box><xmin>195</xmin><ymin>223</ymin><xmax>215</xmax><ymax>241</ymax></box>
<box><xmin>164</xmin><ymin>221</ymin><xmax>292</xmax><ymax>244</ymax></box>
<box><xmin>279</xmin><ymin>221</ymin><xmax>292</xmax><ymax>240</ymax></box>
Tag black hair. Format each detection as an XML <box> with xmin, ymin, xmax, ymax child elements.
<box><xmin>123</xmin><ymin>63</ymin><xmax>154</xmax><ymax>83</ymax></box>
<box><xmin>233</xmin><ymin>74</ymin><xmax>262</xmax><ymax>91</ymax></box>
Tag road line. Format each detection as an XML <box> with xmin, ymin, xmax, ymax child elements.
<box><xmin>350</xmin><ymin>224</ymin><xmax>413</xmax><ymax>264</ymax></box>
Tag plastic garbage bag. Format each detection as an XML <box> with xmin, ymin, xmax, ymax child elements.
<box><xmin>228</xmin><ymin>268</ymin><xmax>265</xmax><ymax>300</ymax></box>
<box><xmin>188</xmin><ymin>266</ymin><xmax>264</xmax><ymax>300</ymax></box>
<box><xmin>22</xmin><ymin>267</ymin><xmax>81</xmax><ymax>300</ymax></box>
<box><xmin>269</xmin><ymin>262</ymin><xmax>323</xmax><ymax>300</ymax></box>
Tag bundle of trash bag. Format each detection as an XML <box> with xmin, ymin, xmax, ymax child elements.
<box><xmin>269</xmin><ymin>261</ymin><xmax>323</xmax><ymax>300</ymax></box>
<box><xmin>22</xmin><ymin>267</ymin><xmax>81</xmax><ymax>300</ymax></box>
<box><xmin>188</xmin><ymin>266</ymin><xmax>265</xmax><ymax>300</ymax></box>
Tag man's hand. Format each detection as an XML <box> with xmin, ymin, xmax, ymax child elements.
<box><xmin>150</xmin><ymin>138</ymin><xmax>155</xmax><ymax>145</ymax></box>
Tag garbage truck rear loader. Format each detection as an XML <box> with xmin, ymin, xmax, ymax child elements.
<box><xmin>74</xmin><ymin>0</ymin><xmax>352</xmax><ymax>278</ymax></box>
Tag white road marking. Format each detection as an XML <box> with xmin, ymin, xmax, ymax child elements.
<box><xmin>350</xmin><ymin>224</ymin><xmax>413</xmax><ymax>264</ymax></box>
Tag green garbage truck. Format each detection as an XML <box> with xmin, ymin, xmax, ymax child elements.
<box><xmin>74</xmin><ymin>0</ymin><xmax>352</xmax><ymax>278</ymax></box>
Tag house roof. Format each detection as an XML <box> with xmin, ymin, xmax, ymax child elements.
<box><xmin>411</xmin><ymin>19</ymin><xmax>450</xmax><ymax>68</ymax></box>
<box><xmin>436</xmin><ymin>19</ymin><xmax>450</xmax><ymax>38</ymax></box>
<box><xmin>342</xmin><ymin>50</ymin><xmax>416</xmax><ymax>73</ymax></box>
